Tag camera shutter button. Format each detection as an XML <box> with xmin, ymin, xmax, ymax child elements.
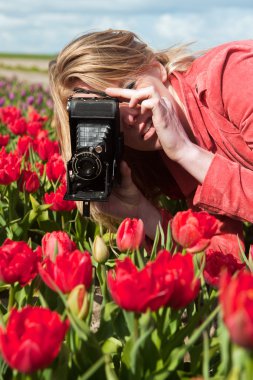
<box><xmin>95</xmin><ymin>145</ymin><xmax>103</xmax><ymax>153</ymax></box>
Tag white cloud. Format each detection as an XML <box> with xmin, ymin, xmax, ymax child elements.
<box><xmin>1</xmin><ymin>0</ymin><xmax>252</xmax><ymax>15</ymax></box>
<box><xmin>154</xmin><ymin>7</ymin><xmax>253</xmax><ymax>50</ymax></box>
<box><xmin>0</xmin><ymin>2</ymin><xmax>252</xmax><ymax>53</ymax></box>
<box><xmin>155</xmin><ymin>14</ymin><xmax>204</xmax><ymax>46</ymax></box>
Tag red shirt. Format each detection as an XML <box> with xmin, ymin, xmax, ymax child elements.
<box><xmin>167</xmin><ymin>40</ymin><xmax>253</xmax><ymax>224</ymax></box>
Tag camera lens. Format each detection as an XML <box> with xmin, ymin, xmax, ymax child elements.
<box><xmin>73</xmin><ymin>152</ymin><xmax>102</xmax><ymax>180</ymax></box>
<box><xmin>77</xmin><ymin>157</ymin><xmax>97</xmax><ymax>178</ymax></box>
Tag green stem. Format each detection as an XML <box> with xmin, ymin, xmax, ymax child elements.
<box><xmin>8</xmin><ymin>284</ymin><xmax>15</xmax><ymax>312</ymax></box>
<box><xmin>24</xmin><ymin>191</ymin><xmax>29</xmax><ymax>215</ymax></box>
<box><xmin>96</xmin><ymin>264</ymin><xmax>109</xmax><ymax>304</ymax></box>
<box><xmin>8</xmin><ymin>185</ymin><xmax>15</xmax><ymax>223</ymax></box>
<box><xmin>181</xmin><ymin>248</ymin><xmax>187</xmax><ymax>255</ymax></box>
<box><xmin>61</xmin><ymin>214</ymin><xmax>65</xmax><ymax>230</ymax></box>
<box><xmin>77</xmin><ymin>356</ymin><xmax>105</xmax><ymax>380</ymax></box>
<box><xmin>26</xmin><ymin>280</ymin><xmax>34</xmax><ymax>305</ymax></box>
<box><xmin>136</xmin><ymin>248</ymin><xmax>144</xmax><ymax>269</ymax></box>
<box><xmin>245</xmin><ymin>351</ymin><xmax>253</xmax><ymax>380</ymax></box>
<box><xmin>133</xmin><ymin>313</ymin><xmax>139</xmax><ymax>342</ymax></box>
<box><xmin>203</xmin><ymin>330</ymin><xmax>210</xmax><ymax>380</ymax></box>
<box><xmin>12</xmin><ymin>370</ymin><xmax>39</xmax><ymax>380</ymax></box>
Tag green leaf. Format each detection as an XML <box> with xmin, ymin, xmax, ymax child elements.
<box><xmin>130</xmin><ymin>326</ymin><xmax>154</xmax><ymax>374</ymax></box>
<box><xmin>105</xmin><ymin>355</ymin><xmax>119</xmax><ymax>380</ymax></box>
<box><xmin>28</xmin><ymin>210</ymin><xmax>38</xmax><ymax>224</ymax></box>
<box><xmin>0</xmin><ymin>214</ymin><xmax>6</xmax><ymax>227</ymax></box>
<box><xmin>102</xmin><ymin>337</ymin><xmax>122</xmax><ymax>355</ymax></box>
<box><xmin>167</xmin><ymin>305</ymin><xmax>220</xmax><ymax>372</ymax></box>
<box><xmin>77</xmin><ymin>356</ymin><xmax>105</xmax><ymax>380</ymax></box>
<box><xmin>103</xmin><ymin>302</ymin><xmax>119</xmax><ymax>322</ymax></box>
<box><xmin>150</xmin><ymin>225</ymin><xmax>161</xmax><ymax>261</ymax></box>
<box><xmin>121</xmin><ymin>336</ymin><xmax>134</xmax><ymax>370</ymax></box>
<box><xmin>29</xmin><ymin>193</ymin><xmax>40</xmax><ymax>210</ymax></box>
<box><xmin>216</xmin><ymin>312</ymin><xmax>231</xmax><ymax>377</ymax></box>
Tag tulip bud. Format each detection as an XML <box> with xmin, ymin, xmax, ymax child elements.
<box><xmin>67</xmin><ymin>284</ymin><xmax>89</xmax><ymax>320</ymax></box>
<box><xmin>92</xmin><ymin>236</ymin><xmax>109</xmax><ymax>264</ymax></box>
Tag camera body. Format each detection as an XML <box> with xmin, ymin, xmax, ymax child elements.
<box><xmin>64</xmin><ymin>95</ymin><xmax>123</xmax><ymax>204</ymax></box>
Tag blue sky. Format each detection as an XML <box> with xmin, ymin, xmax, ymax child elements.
<box><xmin>1</xmin><ymin>0</ymin><xmax>253</xmax><ymax>54</ymax></box>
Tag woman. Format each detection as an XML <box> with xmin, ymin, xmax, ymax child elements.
<box><xmin>49</xmin><ymin>29</ymin><xmax>253</xmax><ymax>258</ymax></box>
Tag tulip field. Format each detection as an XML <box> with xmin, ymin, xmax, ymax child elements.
<box><xmin>1</xmin><ymin>76</ymin><xmax>253</xmax><ymax>380</ymax></box>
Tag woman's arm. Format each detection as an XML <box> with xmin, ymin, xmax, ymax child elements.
<box><xmin>174</xmin><ymin>140</ymin><xmax>214</xmax><ymax>184</ymax></box>
<box><xmin>193</xmin><ymin>43</ymin><xmax>253</xmax><ymax>223</ymax></box>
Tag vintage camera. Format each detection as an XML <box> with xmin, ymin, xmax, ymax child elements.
<box><xmin>64</xmin><ymin>90</ymin><xmax>123</xmax><ymax>216</ymax></box>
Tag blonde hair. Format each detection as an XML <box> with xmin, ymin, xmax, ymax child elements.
<box><xmin>49</xmin><ymin>29</ymin><xmax>196</xmax><ymax>227</ymax></box>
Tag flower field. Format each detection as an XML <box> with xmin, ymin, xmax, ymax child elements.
<box><xmin>0</xmin><ymin>76</ymin><xmax>253</xmax><ymax>380</ymax></box>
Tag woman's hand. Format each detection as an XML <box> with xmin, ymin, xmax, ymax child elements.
<box><xmin>106</xmin><ymin>86</ymin><xmax>214</xmax><ymax>184</ymax></box>
<box><xmin>94</xmin><ymin>161</ymin><xmax>161</xmax><ymax>239</ymax></box>
<box><xmin>106</xmin><ymin>85</ymin><xmax>191</xmax><ymax>162</ymax></box>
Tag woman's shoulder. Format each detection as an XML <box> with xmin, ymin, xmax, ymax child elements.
<box><xmin>190</xmin><ymin>39</ymin><xmax>253</xmax><ymax>72</ymax></box>
<box><xmin>184</xmin><ymin>39</ymin><xmax>253</xmax><ymax>82</ymax></box>
<box><xmin>207</xmin><ymin>39</ymin><xmax>253</xmax><ymax>53</ymax></box>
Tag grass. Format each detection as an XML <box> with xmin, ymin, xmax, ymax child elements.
<box><xmin>0</xmin><ymin>63</ymin><xmax>48</xmax><ymax>73</ymax></box>
<box><xmin>0</xmin><ymin>52</ymin><xmax>55</xmax><ymax>73</ymax></box>
<box><xmin>0</xmin><ymin>52</ymin><xmax>55</xmax><ymax>60</ymax></box>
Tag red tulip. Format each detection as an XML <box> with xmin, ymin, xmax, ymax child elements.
<box><xmin>41</xmin><ymin>230</ymin><xmax>77</xmax><ymax>260</ymax></box>
<box><xmin>107</xmin><ymin>250</ymin><xmax>175</xmax><ymax>312</ymax></box>
<box><xmin>27</xmin><ymin>107</ymin><xmax>48</xmax><ymax>124</ymax></box>
<box><xmin>8</xmin><ymin>117</ymin><xmax>27</xmax><ymax>135</ymax></box>
<box><xmin>220</xmin><ymin>270</ymin><xmax>253</xmax><ymax>349</ymax></box>
<box><xmin>46</xmin><ymin>153</ymin><xmax>66</xmax><ymax>182</ymax></box>
<box><xmin>171</xmin><ymin>209</ymin><xmax>218</xmax><ymax>253</ymax></box>
<box><xmin>116</xmin><ymin>218</ymin><xmax>145</xmax><ymax>251</ymax></box>
<box><xmin>204</xmin><ymin>250</ymin><xmax>244</xmax><ymax>288</ymax></box>
<box><xmin>165</xmin><ymin>252</ymin><xmax>200</xmax><ymax>309</ymax></box>
<box><xmin>33</xmin><ymin>136</ymin><xmax>59</xmax><ymax>161</ymax></box>
<box><xmin>18</xmin><ymin>169</ymin><xmax>40</xmax><ymax>193</ymax></box>
<box><xmin>16</xmin><ymin>135</ymin><xmax>33</xmax><ymax>157</ymax></box>
<box><xmin>0</xmin><ymin>134</ymin><xmax>9</xmax><ymax>147</ymax></box>
<box><xmin>0</xmin><ymin>105</ymin><xmax>21</xmax><ymax>125</ymax></box>
<box><xmin>0</xmin><ymin>147</ymin><xmax>21</xmax><ymax>185</ymax></box>
<box><xmin>108</xmin><ymin>249</ymin><xmax>200</xmax><ymax>312</ymax></box>
<box><xmin>0</xmin><ymin>306</ymin><xmax>69</xmax><ymax>373</ymax></box>
<box><xmin>0</xmin><ymin>239</ymin><xmax>41</xmax><ymax>286</ymax></box>
<box><xmin>35</xmin><ymin>129</ymin><xmax>48</xmax><ymax>140</ymax></box>
<box><xmin>26</xmin><ymin>121</ymin><xmax>43</xmax><ymax>137</ymax></box>
<box><xmin>44</xmin><ymin>182</ymin><xmax>76</xmax><ymax>212</ymax></box>
<box><xmin>38</xmin><ymin>249</ymin><xmax>92</xmax><ymax>294</ymax></box>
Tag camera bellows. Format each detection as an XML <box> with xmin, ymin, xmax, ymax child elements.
<box><xmin>76</xmin><ymin>123</ymin><xmax>110</xmax><ymax>149</ymax></box>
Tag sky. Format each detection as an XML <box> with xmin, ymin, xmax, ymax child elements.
<box><xmin>0</xmin><ymin>0</ymin><xmax>253</xmax><ymax>55</ymax></box>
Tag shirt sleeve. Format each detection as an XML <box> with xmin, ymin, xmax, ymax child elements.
<box><xmin>193</xmin><ymin>153</ymin><xmax>253</xmax><ymax>223</ymax></box>
<box><xmin>221</xmin><ymin>45</ymin><xmax>253</xmax><ymax>147</ymax></box>
<box><xmin>194</xmin><ymin>43</ymin><xmax>253</xmax><ymax>223</ymax></box>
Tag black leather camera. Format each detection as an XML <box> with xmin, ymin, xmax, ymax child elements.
<box><xmin>64</xmin><ymin>89</ymin><xmax>123</xmax><ymax>216</ymax></box>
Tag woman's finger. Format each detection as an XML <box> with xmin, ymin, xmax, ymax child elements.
<box><xmin>106</xmin><ymin>87</ymin><xmax>135</xmax><ymax>101</ymax></box>
<box><xmin>106</xmin><ymin>86</ymin><xmax>156</xmax><ymax>107</ymax></box>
